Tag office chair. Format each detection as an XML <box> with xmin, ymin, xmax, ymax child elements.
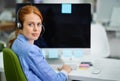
<box><xmin>3</xmin><ymin>48</ymin><xmax>27</xmax><ymax>81</ymax></box>
<box><xmin>0</xmin><ymin>43</ymin><xmax>4</xmax><ymax>52</ymax></box>
<box><xmin>91</xmin><ymin>24</ymin><xmax>110</xmax><ymax>58</ymax></box>
<box><xmin>0</xmin><ymin>41</ymin><xmax>6</xmax><ymax>52</ymax></box>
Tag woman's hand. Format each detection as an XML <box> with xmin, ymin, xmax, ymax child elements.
<box><xmin>58</xmin><ymin>64</ymin><xmax>72</xmax><ymax>74</ymax></box>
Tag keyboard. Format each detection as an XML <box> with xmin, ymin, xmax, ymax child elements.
<box><xmin>50</xmin><ymin>64</ymin><xmax>63</xmax><ymax>70</ymax></box>
<box><xmin>50</xmin><ymin>63</ymin><xmax>77</xmax><ymax>70</ymax></box>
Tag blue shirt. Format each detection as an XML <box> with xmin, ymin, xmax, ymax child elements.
<box><xmin>11</xmin><ymin>34</ymin><xmax>67</xmax><ymax>81</ymax></box>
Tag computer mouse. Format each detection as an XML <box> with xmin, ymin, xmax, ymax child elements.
<box><xmin>91</xmin><ymin>68</ymin><xmax>101</xmax><ymax>74</ymax></box>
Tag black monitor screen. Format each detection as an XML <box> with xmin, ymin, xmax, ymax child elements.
<box><xmin>17</xmin><ymin>4</ymin><xmax>91</xmax><ymax>48</ymax></box>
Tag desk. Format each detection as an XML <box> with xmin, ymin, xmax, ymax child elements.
<box><xmin>0</xmin><ymin>22</ymin><xmax>15</xmax><ymax>31</ymax></box>
<box><xmin>105</xmin><ymin>26</ymin><xmax>120</xmax><ymax>38</ymax></box>
<box><xmin>0</xmin><ymin>53</ymin><xmax>120</xmax><ymax>81</ymax></box>
<box><xmin>0</xmin><ymin>22</ymin><xmax>15</xmax><ymax>42</ymax></box>
<box><xmin>68</xmin><ymin>58</ymin><xmax>120</xmax><ymax>81</ymax></box>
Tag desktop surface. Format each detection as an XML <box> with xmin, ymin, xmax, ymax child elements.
<box><xmin>68</xmin><ymin>58</ymin><xmax>120</xmax><ymax>81</ymax></box>
<box><xmin>47</xmin><ymin>57</ymin><xmax>120</xmax><ymax>81</ymax></box>
<box><xmin>1</xmin><ymin>52</ymin><xmax>120</xmax><ymax>81</ymax></box>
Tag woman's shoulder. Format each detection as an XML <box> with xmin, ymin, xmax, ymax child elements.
<box><xmin>12</xmin><ymin>34</ymin><xmax>42</xmax><ymax>55</ymax></box>
<box><xmin>27</xmin><ymin>45</ymin><xmax>42</xmax><ymax>55</ymax></box>
<box><xmin>12</xmin><ymin>39</ymin><xmax>37</xmax><ymax>56</ymax></box>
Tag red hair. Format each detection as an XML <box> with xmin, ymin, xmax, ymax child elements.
<box><xmin>9</xmin><ymin>5</ymin><xmax>43</xmax><ymax>48</ymax></box>
<box><xmin>19</xmin><ymin>5</ymin><xmax>43</xmax><ymax>24</ymax></box>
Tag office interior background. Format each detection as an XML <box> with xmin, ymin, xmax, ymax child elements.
<box><xmin>0</xmin><ymin>0</ymin><xmax>120</xmax><ymax>81</ymax></box>
<box><xmin>0</xmin><ymin>0</ymin><xmax>120</xmax><ymax>59</ymax></box>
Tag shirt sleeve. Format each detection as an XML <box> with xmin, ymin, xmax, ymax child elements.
<box><xmin>61</xmin><ymin>70</ymin><xmax>68</xmax><ymax>79</ymax></box>
<box><xmin>27</xmin><ymin>46</ymin><xmax>67</xmax><ymax>81</ymax></box>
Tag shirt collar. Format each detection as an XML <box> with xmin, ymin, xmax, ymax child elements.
<box><xmin>17</xmin><ymin>34</ymin><xmax>28</xmax><ymax>42</ymax></box>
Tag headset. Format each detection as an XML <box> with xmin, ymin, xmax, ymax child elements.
<box><xmin>16</xmin><ymin>7</ymin><xmax>22</xmax><ymax>29</ymax></box>
<box><xmin>16</xmin><ymin>6</ymin><xmax>45</xmax><ymax>36</ymax></box>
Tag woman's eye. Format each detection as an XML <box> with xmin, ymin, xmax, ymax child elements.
<box><xmin>28</xmin><ymin>23</ymin><xmax>34</xmax><ymax>27</ymax></box>
<box><xmin>37</xmin><ymin>23</ymin><xmax>42</xmax><ymax>27</ymax></box>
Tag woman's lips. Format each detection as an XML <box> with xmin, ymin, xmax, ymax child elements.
<box><xmin>32</xmin><ymin>33</ymin><xmax>39</xmax><ymax>37</ymax></box>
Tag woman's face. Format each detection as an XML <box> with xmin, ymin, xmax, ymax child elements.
<box><xmin>21</xmin><ymin>13</ymin><xmax>42</xmax><ymax>44</ymax></box>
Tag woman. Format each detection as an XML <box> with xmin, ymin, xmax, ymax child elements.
<box><xmin>10</xmin><ymin>5</ymin><xmax>72</xmax><ymax>81</ymax></box>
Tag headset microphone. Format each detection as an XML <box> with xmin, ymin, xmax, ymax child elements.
<box><xmin>41</xmin><ymin>25</ymin><xmax>45</xmax><ymax>37</ymax></box>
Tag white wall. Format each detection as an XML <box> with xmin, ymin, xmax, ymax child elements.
<box><xmin>42</xmin><ymin>0</ymin><xmax>84</xmax><ymax>3</ymax></box>
<box><xmin>96</xmin><ymin>0</ymin><xmax>120</xmax><ymax>23</ymax></box>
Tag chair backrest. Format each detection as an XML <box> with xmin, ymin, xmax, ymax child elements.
<box><xmin>3</xmin><ymin>48</ymin><xmax>27</xmax><ymax>81</ymax></box>
<box><xmin>0</xmin><ymin>43</ymin><xmax>4</xmax><ymax>52</ymax></box>
<box><xmin>0</xmin><ymin>41</ymin><xmax>6</xmax><ymax>52</ymax></box>
<box><xmin>91</xmin><ymin>24</ymin><xmax>110</xmax><ymax>58</ymax></box>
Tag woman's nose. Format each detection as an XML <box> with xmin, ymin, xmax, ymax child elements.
<box><xmin>34</xmin><ymin>25</ymin><xmax>38</xmax><ymax>31</ymax></box>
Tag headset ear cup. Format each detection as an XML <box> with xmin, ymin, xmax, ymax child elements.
<box><xmin>17</xmin><ymin>7</ymin><xmax>23</xmax><ymax>29</ymax></box>
<box><xmin>17</xmin><ymin>22</ymin><xmax>22</xmax><ymax>29</ymax></box>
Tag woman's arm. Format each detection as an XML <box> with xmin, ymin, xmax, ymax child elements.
<box><xmin>27</xmin><ymin>46</ymin><xmax>67</xmax><ymax>81</ymax></box>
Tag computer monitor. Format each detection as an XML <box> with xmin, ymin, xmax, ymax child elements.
<box><xmin>16</xmin><ymin>3</ymin><xmax>91</xmax><ymax>59</ymax></box>
<box><xmin>35</xmin><ymin>4</ymin><xmax>91</xmax><ymax>48</ymax></box>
